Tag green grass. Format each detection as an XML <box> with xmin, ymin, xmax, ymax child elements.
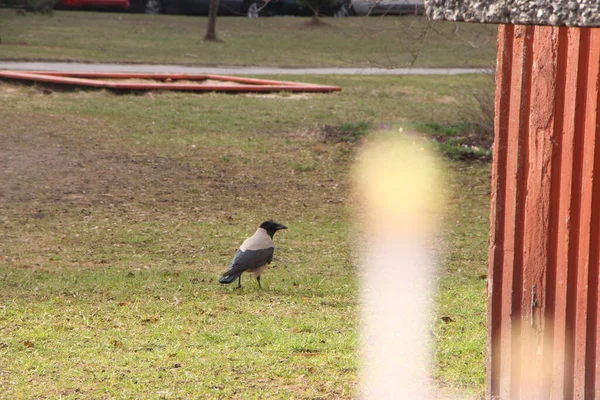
<box><xmin>335</xmin><ymin>121</ymin><xmax>372</xmax><ymax>142</ymax></box>
<box><xmin>435</xmin><ymin>162</ymin><xmax>489</xmax><ymax>392</ymax></box>
<box><xmin>0</xmin><ymin>75</ymin><xmax>490</xmax><ymax>398</ymax></box>
<box><xmin>414</xmin><ymin>121</ymin><xmax>493</xmax><ymax>160</ymax></box>
<box><xmin>0</xmin><ymin>10</ymin><xmax>497</xmax><ymax>67</ymax></box>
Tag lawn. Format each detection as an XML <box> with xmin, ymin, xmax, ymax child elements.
<box><xmin>0</xmin><ymin>10</ymin><xmax>497</xmax><ymax>68</ymax></box>
<box><xmin>0</xmin><ymin>74</ymin><xmax>490</xmax><ymax>398</ymax></box>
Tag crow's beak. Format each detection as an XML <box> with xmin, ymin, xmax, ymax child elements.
<box><xmin>277</xmin><ymin>225</ymin><xmax>288</xmax><ymax>230</ymax></box>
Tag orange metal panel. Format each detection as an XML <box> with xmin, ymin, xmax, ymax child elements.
<box><xmin>521</xmin><ymin>25</ymin><xmax>556</xmax><ymax>399</ymax></box>
<box><xmin>488</xmin><ymin>23</ymin><xmax>513</xmax><ymax>399</ymax></box>
<box><xmin>572</xmin><ymin>28</ymin><xmax>593</xmax><ymax>400</ymax></box>
<box><xmin>489</xmin><ymin>25</ymin><xmax>600</xmax><ymax>399</ymax></box>
<box><xmin>581</xmin><ymin>29</ymin><xmax>600</xmax><ymax>400</ymax></box>
<box><xmin>549</xmin><ymin>26</ymin><xmax>571</xmax><ymax>400</ymax></box>
<box><xmin>504</xmin><ymin>24</ymin><xmax>533</xmax><ymax>400</ymax></box>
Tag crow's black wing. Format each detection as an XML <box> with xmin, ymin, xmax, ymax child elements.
<box><xmin>221</xmin><ymin>247</ymin><xmax>274</xmax><ymax>277</ymax></box>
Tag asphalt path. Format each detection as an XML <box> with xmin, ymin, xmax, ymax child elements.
<box><xmin>0</xmin><ymin>61</ymin><xmax>486</xmax><ymax>75</ymax></box>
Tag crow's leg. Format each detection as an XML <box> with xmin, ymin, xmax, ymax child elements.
<box><xmin>236</xmin><ymin>274</ymin><xmax>242</xmax><ymax>289</ymax></box>
<box><xmin>256</xmin><ymin>275</ymin><xmax>262</xmax><ymax>289</ymax></box>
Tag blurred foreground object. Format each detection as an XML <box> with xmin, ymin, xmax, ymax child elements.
<box><xmin>355</xmin><ymin>134</ymin><xmax>442</xmax><ymax>399</ymax></box>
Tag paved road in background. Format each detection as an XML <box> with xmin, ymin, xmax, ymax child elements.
<box><xmin>0</xmin><ymin>62</ymin><xmax>486</xmax><ymax>75</ymax></box>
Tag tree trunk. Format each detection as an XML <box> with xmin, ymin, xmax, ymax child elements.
<box><xmin>205</xmin><ymin>0</ymin><xmax>219</xmax><ymax>41</ymax></box>
<box><xmin>311</xmin><ymin>6</ymin><xmax>320</xmax><ymax>23</ymax></box>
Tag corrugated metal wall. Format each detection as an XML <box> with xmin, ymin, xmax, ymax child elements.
<box><xmin>488</xmin><ymin>25</ymin><xmax>600</xmax><ymax>399</ymax></box>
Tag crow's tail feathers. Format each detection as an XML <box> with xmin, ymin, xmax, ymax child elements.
<box><xmin>218</xmin><ymin>272</ymin><xmax>241</xmax><ymax>284</ymax></box>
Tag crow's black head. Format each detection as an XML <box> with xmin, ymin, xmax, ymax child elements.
<box><xmin>260</xmin><ymin>220</ymin><xmax>287</xmax><ymax>238</ymax></box>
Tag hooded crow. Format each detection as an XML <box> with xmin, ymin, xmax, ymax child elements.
<box><xmin>218</xmin><ymin>221</ymin><xmax>287</xmax><ymax>289</ymax></box>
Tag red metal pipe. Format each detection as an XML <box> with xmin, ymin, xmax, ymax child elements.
<box><xmin>0</xmin><ymin>71</ymin><xmax>341</xmax><ymax>93</ymax></box>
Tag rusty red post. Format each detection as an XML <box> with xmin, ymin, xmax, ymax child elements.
<box><xmin>427</xmin><ymin>1</ymin><xmax>600</xmax><ymax>398</ymax></box>
<box><xmin>489</xmin><ymin>25</ymin><xmax>600</xmax><ymax>399</ymax></box>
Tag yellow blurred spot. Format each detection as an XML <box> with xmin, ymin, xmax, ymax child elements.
<box><xmin>354</xmin><ymin>132</ymin><xmax>442</xmax><ymax>233</ymax></box>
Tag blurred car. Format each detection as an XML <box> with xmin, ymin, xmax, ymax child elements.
<box><xmin>350</xmin><ymin>0</ymin><xmax>422</xmax><ymax>16</ymax></box>
<box><xmin>129</xmin><ymin>0</ymin><xmax>246</xmax><ymax>14</ymax></box>
<box><xmin>55</xmin><ymin>0</ymin><xmax>130</xmax><ymax>11</ymax></box>
<box><xmin>246</xmin><ymin>0</ymin><xmax>352</xmax><ymax>17</ymax></box>
<box><xmin>0</xmin><ymin>0</ymin><xmax>107</xmax><ymax>11</ymax></box>
<box><xmin>129</xmin><ymin>0</ymin><xmax>352</xmax><ymax>16</ymax></box>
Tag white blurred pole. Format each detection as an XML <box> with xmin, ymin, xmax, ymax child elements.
<box><xmin>361</xmin><ymin>237</ymin><xmax>433</xmax><ymax>399</ymax></box>
<box><xmin>355</xmin><ymin>134</ymin><xmax>441</xmax><ymax>399</ymax></box>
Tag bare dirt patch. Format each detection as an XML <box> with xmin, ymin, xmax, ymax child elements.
<box><xmin>319</xmin><ymin>125</ymin><xmax>361</xmax><ymax>143</ymax></box>
<box><xmin>436</xmin><ymin>95</ymin><xmax>457</xmax><ymax>104</ymax></box>
<box><xmin>0</xmin><ymin>84</ymin><xmax>21</xmax><ymax>96</ymax></box>
<box><xmin>301</xmin><ymin>18</ymin><xmax>333</xmax><ymax>29</ymax></box>
<box><xmin>0</xmin><ymin>108</ymin><xmax>348</xmax><ymax>222</ymax></box>
<box><xmin>1</xmin><ymin>113</ymin><xmax>200</xmax><ymax>212</ymax></box>
<box><xmin>296</xmin><ymin>123</ymin><xmax>370</xmax><ymax>145</ymax></box>
<box><xmin>244</xmin><ymin>93</ymin><xmax>315</xmax><ymax>100</ymax></box>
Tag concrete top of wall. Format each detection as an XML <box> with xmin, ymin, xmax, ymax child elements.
<box><xmin>426</xmin><ymin>0</ymin><xmax>600</xmax><ymax>27</ymax></box>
